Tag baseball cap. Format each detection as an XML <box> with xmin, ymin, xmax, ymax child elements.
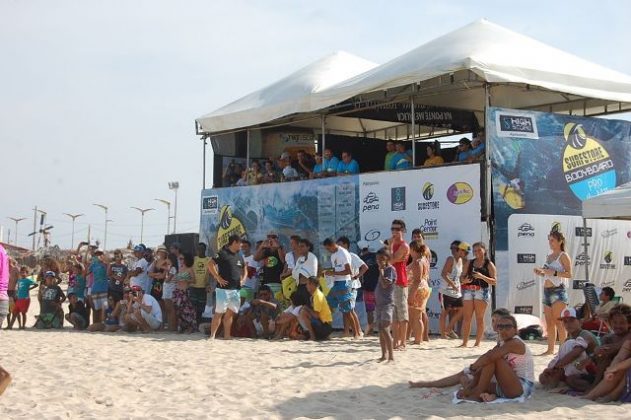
<box><xmin>459</xmin><ymin>137</ymin><xmax>472</xmax><ymax>146</ymax></box>
<box><xmin>457</xmin><ymin>242</ymin><xmax>471</xmax><ymax>252</ymax></box>
<box><xmin>558</xmin><ymin>308</ymin><xmax>578</xmax><ymax>320</ymax></box>
<box><xmin>44</xmin><ymin>271</ymin><xmax>56</xmax><ymax>278</ymax></box>
<box><xmin>357</xmin><ymin>240</ymin><xmax>369</xmax><ymax>250</ymax></box>
<box><xmin>156</xmin><ymin>245</ymin><xmax>168</xmax><ymax>254</ymax></box>
<box><xmin>94</xmin><ymin>250</ymin><xmax>104</xmax><ymax>256</ymax></box>
<box><xmin>131</xmin><ymin>285</ymin><xmax>143</xmax><ymax>293</ymax></box>
<box><xmin>133</xmin><ymin>244</ymin><xmax>146</xmax><ymax>252</ymax></box>
<box><xmin>368</xmin><ymin>240</ymin><xmax>385</xmax><ymax>253</ymax></box>
<box><xmin>267</xmin><ymin>230</ymin><xmax>279</xmax><ymax>238</ymax></box>
<box><xmin>280</xmin><ymin>152</ymin><xmax>290</xmax><ymax>160</ymax></box>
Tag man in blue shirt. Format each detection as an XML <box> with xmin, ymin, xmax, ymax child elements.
<box><xmin>311</xmin><ymin>154</ymin><xmax>324</xmax><ymax>178</ymax></box>
<box><xmin>390</xmin><ymin>143</ymin><xmax>413</xmax><ymax>170</ymax></box>
<box><xmin>321</xmin><ymin>148</ymin><xmax>339</xmax><ymax>176</ymax></box>
<box><xmin>336</xmin><ymin>151</ymin><xmax>360</xmax><ymax>175</ymax></box>
<box><xmin>455</xmin><ymin>138</ymin><xmax>472</xmax><ymax>162</ymax></box>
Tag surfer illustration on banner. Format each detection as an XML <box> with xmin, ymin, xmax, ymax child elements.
<box><xmin>562</xmin><ymin>123</ymin><xmax>616</xmax><ymax>201</ymax></box>
<box><xmin>216</xmin><ymin>205</ymin><xmax>247</xmax><ymax>250</ymax></box>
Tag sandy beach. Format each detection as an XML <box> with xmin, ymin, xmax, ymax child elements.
<box><xmin>1</xmin><ymin>315</ymin><xmax>629</xmax><ymax>419</ymax></box>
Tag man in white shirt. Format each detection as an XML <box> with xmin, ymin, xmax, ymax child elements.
<box><xmin>240</xmin><ymin>240</ymin><xmax>260</xmax><ymax>303</ymax></box>
<box><xmin>337</xmin><ymin>236</ymin><xmax>368</xmax><ymax>338</ymax></box>
<box><xmin>323</xmin><ymin>238</ymin><xmax>361</xmax><ymax>339</ymax></box>
<box><xmin>126</xmin><ymin>286</ymin><xmax>163</xmax><ymax>332</ymax></box>
<box><xmin>281</xmin><ymin>235</ymin><xmax>301</xmax><ymax>279</ymax></box>
<box><xmin>129</xmin><ymin>244</ymin><xmax>152</xmax><ymax>293</ymax></box>
<box><xmin>292</xmin><ymin>239</ymin><xmax>318</xmax><ymax>281</ymax></box>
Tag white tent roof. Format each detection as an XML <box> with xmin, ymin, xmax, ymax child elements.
<box><xmin>312</xmin><ymin>19</ymin><xmax>631</xmax><ymax>113</ymax></box>
<box><xmin>196</xmin><ymin>51</ymin><xmax>377</xmax><ymax>133</ymax></box>
<box><xmin>582</xmin><ymin>182</ymin><xmax>631</xmax><ymax>220</ymax></box>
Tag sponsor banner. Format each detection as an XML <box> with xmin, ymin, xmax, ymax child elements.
<box><xmin>488</xmin><ymin>107</ymin><xmax>631</xmax><ymax>251</ymax></box>
<box><xmin>359</xmin><ymin>164</ymin><xmax>483</xmax><ymax>332</ymax></box>
<box><xmin>504</xmin><ymin>214</ymin><xmax>631</xmax><ymax>319</ymax></box>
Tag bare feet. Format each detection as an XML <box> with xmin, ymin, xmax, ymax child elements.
<box><xmin>457</xmin><ymin>343</ymin><xmax>468</xmax><ymax>348</ymax></box>
<box><xmin>480</xmin><ymin>392</ymin><xmax>497</xmax><ymax>402</ymax></box>
<box><xmin>377</xmin><ymin>357</ymin><xmax>387</xmax><ymax>363</ymax></box>
<box><xmin>538</xmin><ymin>350</ymin><xmax>555</xmax><ymax>356</ymax></box>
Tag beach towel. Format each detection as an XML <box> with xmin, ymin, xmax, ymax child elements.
<box><xmin>452</xmin><ymin>390</ymin><xmax>530</xmax><ymax>404</ymax></box>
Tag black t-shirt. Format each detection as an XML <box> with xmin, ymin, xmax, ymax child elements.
<box><xmin>213</xmin><ymin>247</ymin><xmax>244</xmax><ymax>290</ymax></box>
<box><xmin>69</xmin><ymin>301</ymin><xmax>88</xmax><ymax>319</ymax></box>
<box><xmin>360</xmin><ymin>252</ymin><xmax>379</xmax><ymax>292</ymax></box>
<box><xmin>260</xmin><ymin>248</ymin><xmax>283</xmax><ymax>285</ymax></box>
<box><xmin>467</xmin><ymin>258</ymin><xmax>491</xmax><ymax>288</ymax></box>
<box><xmin>41</xmin><ymin>285</ymin><xmax>65</xmax><ymax>314</ymax></box>
<box><xmin>109</xmin><ymin>263</ymin><xmax>128</xmax><ymax>292</ymax></box>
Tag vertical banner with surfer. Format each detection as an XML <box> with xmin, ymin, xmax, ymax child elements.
<box><xmin>488</xmin><ymin>107</ymin><xmax>631</xmax><ymax>310</ymax></box>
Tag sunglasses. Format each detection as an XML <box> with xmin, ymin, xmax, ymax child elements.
<box><xmin>496</xmin><ymin>324</ymin><xmax>515</xmax><ymax>330</ymax></box>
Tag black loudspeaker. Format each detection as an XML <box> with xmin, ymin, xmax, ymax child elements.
<box><xmin>164</xmin><ymin>233</ymin><xmax>200</xmax><ymax>257</ymax></box>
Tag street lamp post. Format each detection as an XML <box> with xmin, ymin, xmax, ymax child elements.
<box><xmin>63</xmin><ymin>213</ymin><xmax>84</xmax><ymax>249</ymax></box>
<box><xmin>7</xmin><ymin>217</ymin><xmax>27</xmax><ymax>246</ymax></box>
<box><xmin>131</xmin><ymin>207</ymin><xmax>154</xmax><ymax>244</ymax></box>
<box><xmin>168</xmin><ymin>181</ymin><xmax>179</xmax><ymax>233</ymax></box>
<box><xmin>93</xmin><ymin>204</ymin><xmax>109</xmax><ymax>251</ymax></box>
<box><xmin>154</xmin><ymin>198</ymin><xmax>171</xmax><ymax>237</ymax></box>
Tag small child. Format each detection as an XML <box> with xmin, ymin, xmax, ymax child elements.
<box><xmin>8</xmin><ymin>267</ymin><xmax>38</xmax><ymax>329</ymax></box>
<box><xmin>375</xmin><ymin>248</ymin><xmax>396</xmax><ymax>362</ymax></box>
<box><xmin>71</xmin><ymin>263</ymin><xmax>87</xmax><ymax>302</ymax></box>
<box><xmin>65</xmin><ymin>293</ymin><xmax>89</xmax><ymax>330</ymax></box>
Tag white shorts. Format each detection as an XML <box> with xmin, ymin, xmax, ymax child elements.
<box><xmin>283</xmin><ymin>305</ymin><xmax>302</xmax><ymax>317</ymax></box>
<box><xmin>215</xmin><ymin>289</ymin><xmax>240</xmax><ymax>314</ymax></box>
<box><xmin>162</xmin><ymin>282</ymin><xmax>176</xmax><ymax>300</ymax></box>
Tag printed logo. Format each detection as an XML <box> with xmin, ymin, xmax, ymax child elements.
<box><xmin>600</xmin><ymin>280</ymin><xmax>616</xmax><ymax>288</ymax></box>
<box><xmin>426</xmin><ymin>309</ymin><xmax>441</xmax><ymax>319</ymax></box>
<box><xmin>600</xmin><ymin>251</ymin><xmax>616</xmax><ymax>270</ymax></box>
<box><xmin>364</xmin><ymin>229</ymin><xmax>381</xmax><ymax>242</ymax></box>
<box><xmin>446</xmin><ymin>182</ymin><xmax>474</xmax><ymax>204</ymax></box>
<box><xmin>624</xmin><ymin>256</ymin><xmax>631</xmax><ymax>266</ymax></box>
<box><xmin>601</xmin><ymin>228</ymin><xmax>618</xmax><ymax>238</ymax></box>
<box><xmin>517</xmin><ymin>223</ymin><xmax>535</xmax><ymax>238</ymax></box>
<box><xmin>420</xmin><ymin>218</ymin><xmax>439</xmax><ymax>240</ymax></box>
<box><xmin>562</xmin><ymin>123</ymin><xmax>616</xmax><ymax>201</ymax></box>
<box><xmin>202</xmin><ymin>195</ymin><xmax>218</xmax><ymax>214</ymax></box>
<box><xmin>573</xmin><ymin>280</ymin><xmax>587</xmax><ymax>290</ymax></box>
<box><xmin>514</xmin><ymin>306</ymin><xmax>533</xmax><ymax>315</ymax></box>
<box><xmin>516</xmin><ymin>280</ymin><xmax>536</xmax><ymax>290</ymax></box>
<box><xmin>391</xmin><ymin>187</ymin><xmax>406</xmax><ymax>211</ymax></box>
<box><xmin>430</xmin><ymin>250</ymin><xmax>438</xmax><ymax>268</ymax></box>
<box><xmin>429</xmin><ymin>278</ymin><xmax>441</xmax><ymax>288</ymax></box>
<box><xmin>418</xmin><ymin>182</ymin><xmax>440</xmax><ymax>211</ymax></box>
<box><xmin>517</xmin><ymin>254</ymin><xmax>536</xmax><ymax>264</ymax></box>
<box><xmin>622</xmin><ymin>279</ymin><xmax>631</xmax><ymax>293</ymax></box>
<box><xmin>362</xmin><ymin>191</ymin><xmax>380</xmax><ymax>212</ymax></box>
<box><xmin>575</xmin><ymin>227</ymin><xmax>593</xmax><ymax>237</ymax></box>
<box><xmin>496</xmin><ymin>113</ymin><xmax>539</xmax><ymax>139</ymax></box>
<box><xmin>574</xmin><ymin>252</ymin><xmax>591</xmax><ymax>267</ymax></box>
<box><xmin>216</xmin><ymin>205</ymin><xmax>246</xmax><ymax>250</ymax></box>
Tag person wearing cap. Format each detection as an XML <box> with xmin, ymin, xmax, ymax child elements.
<box><xmin>129</xmin><ymin>244</ymin><xmax>151</xmax><ymax>294</ymax></box>
<box><xmin>460</xmin><ymin>242</ymin><xmax>497</xmax><ymax>348</ymax></box>
<box><xmin>107</xmin><ymin>249</ymin><xmax>128</xmax><ymax>303</ymax></box>
<box><xmin>438</xmin><ymin>241</ymin><xmax>467</xmax><ymax>339</ymax></box>
<box><xmin>465</xmin><ymin>132</ymin><xmax>485</xmax><ymax>162</ymax></box>
<box><xmin>34</xmin><ymin>271</ymin><xmax>66</xmax><ymax>329</ymax></box>
<box><xmin>454</xmin><ymin>137</ymin><xmax>472</xmax><ymax>162</ymax></box>
<box><xmin>336</xmin><ymin>151</ymin><xmax>360</xmax><ymax>175</ymax></box>
<box><xmin>87</xmin><ymin>250</ymin><xmax>109</xmax><ymax>326</ymax></box>
<box><xmin>208</xmin><ymin>234</ymin><xmax>246</xmax><ymax>340</ymax></box>
<box><xmin>125</xmin><ymin>285</ymin><xmax>163</xmax><ymax>332</ymax></box>
<box><xmin>539</xmin><ymin>307</ymin><xmax>598</xmax><ymax>390</ymax></box>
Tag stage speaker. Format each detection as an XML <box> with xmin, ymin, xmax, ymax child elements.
<box><xmin>164</xmin><ymin>233</ymin><xmax>200</xmax><ymax>256</ymax></box>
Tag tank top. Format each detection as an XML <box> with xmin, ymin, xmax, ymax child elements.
<box><xmin>544</xmin><ymin>252</ymin><xmax>569</xmax><ymax>288</ymax></box>
<box><xmin>440</xmin><ymin>257</ymin><xmax>462</xmax><ymax>298</ymax></box>
<box><xmin>392</xmin><ymin>241</ymin><xmax>409</xmax><ymax>287</ymax></box>
<box><xmin>466</xmin><ymin>258</ymin><xmax>491</xmax><ymax>288</ymax></box>
<box><xmin>504</xmin><ymin>336</ymin><xmax>534</xmax><ymax>382</ymax></box>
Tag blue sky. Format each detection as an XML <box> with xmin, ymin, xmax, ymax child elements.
<box><xmin>1</xmin><ymin>0</ymin><xmax>630</xmax><ymax>249</ymax></box>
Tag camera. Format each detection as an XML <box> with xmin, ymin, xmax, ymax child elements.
<box><xmin>132</xmin><ymin>291</ymin><xmax>139</xmax><ymax>298</ymax></box>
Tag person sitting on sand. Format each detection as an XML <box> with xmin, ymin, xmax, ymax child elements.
<box><xmin>35</xmin><ymin>271</ymin><xmax>66</xmax><ymax>329</ymax></box>
<box><xmin>450</xmin><ymin>315</ymin><xmax>534</xmax><ymax>402</ymax></box>
<box><xmin>297</xmin><ymin>276</ymin><xmax>333</xmax><ymax>341</ymax></box>
<box><xmin>244</xmin><ymin>285</ymin><xmax>279</xmax><ymax>338</ymax></box>
<box><xmin>539</xmin><ymin>308</ymin><xmax>598</xmax><ymax>390</ymax></box>
<box><xmin>583</xmin><ymin>304</ymin><xmax>631</xmax><ymax>390</ymax></box>
<box><xmin>375</xmin><ymin>247</ymin><xmax>396</xmax><ymax>362</ymax></box>
<box><xmin>87</xmin><ymin>295</ymin><xmax>118</xmax><ymax>332</ymax></box>
<box><xmin>125</xmin><ymin>285</ymin><xmax>163</xmax><ymax>333</ymax></box>
<box><xmin>104</xmin><ymin>288</ymin><xmax>132</xmax><ymax>332</ymax></box>
<box><xmin>584</xmin><ymin>336</ymin><xmax>631</xmax><ymax>402</ymax></box>
<box><xmin>66</xmin><ymin>293</ymin><xmax>89</xmax><ymax>330</ymax></box>
<box><xmin>409</xmin><ymin>307</ymin><xmax>511</xmax><ymax>389</ymax></box>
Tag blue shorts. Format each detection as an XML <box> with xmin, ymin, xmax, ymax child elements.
<box><xmin>326</xmin><ymin>281</ymin><xmax>353</xmax><ymax>313</ymax></box>
<box><xmin>215</xmin><ymin>289</ymin><xmax>240</xmax><ymax>314</ymax></box>
<box><xmin>543</xmin><ymin>286</ymin><xmax>568</xmax><ymax>307</ymax></box>
<box><xmin>496</xmin><ymin>377</ymin><xmax>534</xmax><ymax>399</ymax></box>
<box><xmin>462</xmin><ymin>287</ymin><xmax>490</xmax><ymax>302</ymax></box>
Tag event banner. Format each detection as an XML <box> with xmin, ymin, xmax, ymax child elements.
<box><xmin>507</xmin><ymin>214</ymin><xmax>631</xmax><ymax>318</ymax></box>
<box><xmin>488</xmin><ymin>107</ymin><xmax>631</xmax><ymax>251</ymax></box>
<box><xmin>359</xmin><ymin>164</ymin><xmax>483</xmax><ymax>329</ymax></box>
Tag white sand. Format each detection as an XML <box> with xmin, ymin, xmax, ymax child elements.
<box><xmin>1</xmin><ymin>305</ymin><xmax>629</xmax><ymax>419</ymax></box>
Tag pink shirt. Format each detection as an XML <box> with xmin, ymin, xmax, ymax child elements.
<box><xmin>0</xmin><ymin>244</ymin><xmax>9</xmax><ymax>300</ymax></box>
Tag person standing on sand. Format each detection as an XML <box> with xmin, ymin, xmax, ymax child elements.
<box><xmin>0</xmin><ymin>244</ymin><xmax>10</xmax><ymax>329</ymax></box>
<box><xmin>208</xmin><ymin>234</ymin><xmax>246</xmax><ymax>340</ymax></box>
<box><xmin>375</xmin><ymin>248</ymin><xmax>396</xmax><ymax>362</ymax></box>
<box><xmin>389</xmin><ymin>219</ymin><xmax>410</xmax><ymax>350</ymax></box>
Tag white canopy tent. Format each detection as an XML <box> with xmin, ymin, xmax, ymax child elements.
<box><xmin>196</xmin><ymin>19</ymin><xmax>631</xmax><ymax>139</ymax></box>
<box><xmin>582</xmin><ymin>182</ymin><xmax>631</xmax><ymax>220</ymax></box>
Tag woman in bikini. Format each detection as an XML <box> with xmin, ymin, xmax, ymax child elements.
<box><xmin>407</xmin><ymin>240</ymin><xmax>431</xmax><ymax>345</ymax></box>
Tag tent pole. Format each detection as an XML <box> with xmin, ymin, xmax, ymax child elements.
<box><xmin>410</xmin><ymin>95</ymin><xmax>416</xmax><ymax>166</ymax></box>
<box><xmin>202</xmin><ymin>136</ymin><xmax>207</xmax><ymax>190</ymax></box>
<box><xmin>246</xmin><ymin>129</ymin><xmax>250</xmax><ymax>168</ymax></box>
<box><xmin>321</xmin><ymin>114</ymin><xmax>326</xmax><ymax>154</ymax></box>
<box><xmin>583</xmin><ymin>218</ymin><xmax>589</xmax><ymax>283</ymax></box>
<box><xmin>484</xmin><ymin>83</ymin><xmax>495</xmax><ymax>310</ymax></box>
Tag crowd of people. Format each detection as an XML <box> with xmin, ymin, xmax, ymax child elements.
<box><xmin>1</xmin><ymin>222</ymin><xmax>631</xmax><ymax>404</ymax></box>
<box><xmin>221</xmin><ymin>132</ymin><xmax>486</xmax><ymax>187</ymax></box>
